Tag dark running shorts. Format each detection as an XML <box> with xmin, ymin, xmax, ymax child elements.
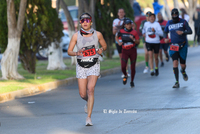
<box><xmin>146</xmin><ymin>42</ymin><xmax>160</xmax><ymax>54</ymax></box>
<box><xmin>171</xmin><ymin>52</ymin><xmax>186</xmax><ymax>64</ymax></box>
<box><xmin>115</xmin><ymin>43</ymin><xmax>122</xmax><ymax>54</ymax></box>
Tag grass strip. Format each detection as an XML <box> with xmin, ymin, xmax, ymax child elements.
<box><xmin>0</xmin><ymin>54</ymin><xmax>145</xmax><ymax>94</ymax></box>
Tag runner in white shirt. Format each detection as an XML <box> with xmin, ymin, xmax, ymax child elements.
<box><xmin>142</xmin><ymin>13</ymin><xmax>163</xmax><ymax>76</ymax></box>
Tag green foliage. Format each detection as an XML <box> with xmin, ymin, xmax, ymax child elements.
<box><xmin>63</xmin><ymin>0</ymin><xmax>76</xmax><ymax>6</ymax></box>
<box><xmin>95</xmin><ymin>0</ymin><xmax>134</xmax><ymax>58</ymax></box>
<box><xmin>19</xmin><ymin>0</ymin><xmax>63</xmax><ymax>73</ymax></box>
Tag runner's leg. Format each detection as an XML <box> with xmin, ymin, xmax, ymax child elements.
<box><xmin>130</xmin><ymin>48</ymin><xmax>137</xmax><ymax>82</ymax></box>
<box><xmin>148</xmin><ymin>50</ymin><xmax>153</xmax><ymax>70</ymax></box>
<box><xmin>86</xmin><ymin>75</ymin><xmax>98</xmax><ymax>118</ymax></box>
<box><xmin>78</xmin><ymin>79</ymin><xmax>88</xmax><ymax>101</ymax></box>
<box><xmin>121</xmin><ymin>50</ymin><xmax>128</xmax><ymax>76</ymax></box>
<box><xmin>159</xmin><ymin>44</ymin><xmax>163</xmax><ymax>65</ymax></box>
<box><xmin>154</xmin><ymin>44</ymin><xmax>160</xmax><ymax>69</ymax></box>
<box><xmin>171</xmin><ymin>52</ymin><xmax>179</xmax><ymax>83</ymax></box>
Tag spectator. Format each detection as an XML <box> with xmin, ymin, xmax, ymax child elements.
<box><xmin>133</xmin><ymin>0</ymin><xmax>142</xmax><ymax>16</ymax></box>
<box><xmin>193</xmin><ymin>7</ymin><xmax>200</xmax><ymax>46</ymax></box>
<box><xmin>179</xmin><ymin>8</ymin><xmax>190</xmax><ymax>22</ymax></box>
<box><xmin>152</xmin><ymin>0</ymin><xmax>163</xmax><ymax>15</ymax></box>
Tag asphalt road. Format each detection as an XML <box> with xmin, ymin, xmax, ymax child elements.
<box><xmin>0</xmin><ymin>46</ymin><xmax>200</xmax><ymax>134</ymax></box>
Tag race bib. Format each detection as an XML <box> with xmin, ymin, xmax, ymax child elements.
<box><xmin>170</xmin><ymin>43</ymin><xmax>179</xmax><ymax>51</ymax></box>
<box><xmin>82</xmin><ymin>45</ymin><xmax>96</xmax><ymax>57</ymax></box>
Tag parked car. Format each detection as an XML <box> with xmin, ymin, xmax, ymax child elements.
<box><xmin>59</xmin><ymin>6</ymin><xmax>78</xmax><ymax>31</ymax></box>
<box><xmin>36</xmin><ymin>30</ymin><xmax>70</xmax><ymax>59</ymax></box>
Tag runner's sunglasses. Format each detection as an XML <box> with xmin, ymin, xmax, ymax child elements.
<box><xmin>80</xmin><ymin>18</ymin><xmax>91</xmax><ymax>23</ymax></box>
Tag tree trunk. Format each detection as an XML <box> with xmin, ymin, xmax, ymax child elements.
<box><xmin>173</xmin><ymin>0</ymin><xmax>179</xmax><ymax>9</ymax></box>
<box><xmin>56</xmin><ymin>0</ymin><xmax>60</xmax><ymax>14</ymax></box>
<box><xmin>181</xmin><ymin>0</ymin><xmax>197</xmax><ymax>40</ymax></box>
<box><xmin>105</xmin><ymin>36</ymin><xmax>113</xmax><ymax>59</ymax></box>
<box><xmin>60</xmin><ymin>0</ymin><xmax>77</xmax><ymax>65</ymax></box>
<box><xmin>163</xmin><ymin>0</ymin><xmax>171</xmax><ymax>20</ymax></box>
<box><xmin>89</xmin><ymin>0</ymin><xmax>96</xmax><ymax>29</ymax></box>
<box><xmin>1</xmin><ymin>0</ymin><xmax>27</xmax><ymax>80</ymax></box>
<box><xmin>47</xmin><ymin>42</ymin><xmax>67</xmax><ymax>70</ymax></box>
<box><xmin>19</xmin><ymin>50</ymin><xmax>36</xmax><ymax>74</ymax></box>
<box><xmin>129</xmin><ymin>0</ymin><xmax>133</xmax><ymax>7</ymax></box>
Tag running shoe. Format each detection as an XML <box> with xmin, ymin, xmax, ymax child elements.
<box><xmin>166</xmin><ymin>55</ymin><xmax>169</xmax><ymax>62</ymax></box>
<box><xmin>86</xmin><ymin>117</ymin><xmax>93</xmax><ymax>126</ymax></box>
<box><xmin>172</xmin><ymin>82</ymin><xmax>180</xmax><ymax>88</ymax></box>
<box><xmin>84</xmin><ymin>103</ymin><xmax>88</xmax><ymax>114</ymax></box>
<box><xmin>181</xmin><ymin>70</ymin><xmax>188</xmax><ymax>81</ymax></box>
<box><xmin>130</xmin><ymin>82</ymin><xmax>134</xmax><ymax>88</ymax></box>
<box><xmin>160</xmin><ymin>62</ymin><xmax>164</xmax><ymax>67</ymax></box>
<box><xmin>150</xmin><ymin>70</ymin><xmax>155</xmax><ymax>76</ymax></box>
<box><xmin>123</xmin><ymin>76</ymin><xmax>128</xmax><ymax>85</ymax></box>
<box><xmin>121</xmin><ymin>72</ymin><xmax>130</xmax><ymax>78</ymax></box>
<box><xmin>143</xmin><ymin>67</ymin><xmax>149</xmax><ymax>74</ymax></box>
<box><xmin>155</xmin><ymin>69</ymin><xmax>159</xmax><ymax>76</ymax></box>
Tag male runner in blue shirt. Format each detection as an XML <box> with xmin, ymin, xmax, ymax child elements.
<box><xmin>164</xmin><ymin>8</ymin><xmax>192</xmax><ymax>88</ymax></box>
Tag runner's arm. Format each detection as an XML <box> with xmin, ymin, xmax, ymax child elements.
<box><xmin>163</xmin><ymin>21</ymin><xmax>169</xmax><ymax>39</ymax></box>
<box><xmin>183</xmin><ymin>21</ymin><xmax>192</xmax><ymax>35</ymax></box>
<box><xmin>97</xmin><ymin>31</ymin><xmax>107</xmax><ymax>52</ymax></box>
<box><xmin>155</xmin><ymin>23</ymin><xmax>163</xmax><ymax>37</ymax></box>
<box><xmin>134</xmin><ymin>31</ymin><xmax>140</xmax><ymax>45</ymax></box>
<box><xmin>68</xmin><ymin>33</ymin><xmax>78</xmax><ymax>56</ymax></box>
<box><xmin>163</xmin><ymin>32</ymin><xmax>168</xmax><ymax>38</ymax></box>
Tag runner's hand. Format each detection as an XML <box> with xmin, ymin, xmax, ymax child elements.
<box><xmin>118</xmin><ymin>42</ymin><xmax>123</xmax><ymax>46</ymax></box>
<box><xmin>77</xmin><ymin>48</ymin><xmax>85</xmax><ymax>56</ymax></box>
<box><xmin>97</xmin><ymin>48</ymin><xmax>103</xmax><ymax>54</ymax></box>
<box><xmin>176</xmin><ymin>30</ymin><xmax>184</xmax><ymax>35</ymax></box>
<box><xmin>143</xmin><ymin>34</ymin><xmax>146</xmax><ymax>37</ymax></box>
<box><xmin>164</xmin><ymin>38</ymin><xmax>169</xmax><ymax>43</ymax></box>
<box><xmin>129</xmin><ymin>35</ymin><xmax>134</xmax><ymax>40</ymax></box>
<box><xmin>118</xmin><ymin>20</ymin><xmax>121</xmax><ymax>25</ymax></box>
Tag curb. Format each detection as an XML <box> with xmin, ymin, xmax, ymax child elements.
<box><xmin>0</xmin><ymin>61</ymin><xmax>144</xmax><ymax>103</ymax></box>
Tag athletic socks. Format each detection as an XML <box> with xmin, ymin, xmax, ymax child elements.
<box><xmin>173</xmin><ymin>67</ymin><xmax>179</xmax><ymax>82</ymax></box>
<box><xmin>145</xmin><ymin>62</ymin><xmax>148</xmax><ymax>67</ymax></box>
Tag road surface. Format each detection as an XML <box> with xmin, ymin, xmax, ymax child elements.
<box><xmin>0</xmin><ymin>47</ymin><xmax>200</xmax><ymax>134</ymax></box>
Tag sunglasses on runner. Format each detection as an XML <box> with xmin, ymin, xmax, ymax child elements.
<box><xmin>80</xmin><ymin>18</ymin><xmax>91</xmax><ymax>23</ymax></box>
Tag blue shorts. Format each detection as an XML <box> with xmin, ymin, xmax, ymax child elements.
<box><xmin>160</xmin><ymin>43</ymin><xmax>169</xmax><ymax>51</ymax></box>
<box><xmin>169</xmin><ymin>42</ymin><xmax>188</xmax><ymax>63</ymax></box>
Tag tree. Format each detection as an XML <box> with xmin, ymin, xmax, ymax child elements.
<box><xmin>56</xmin><ymin>0</ymin><xmax>77</xmax><ymax>65</ymax></box>
<box><xmin>163</xmin><ymin>0</ymin><xmax>171</xmax><ymax>20</ymax></box>
<box><xmin>180</xmin><ymin>0</ymin><xmax>197</xmax><ymax>40</ymax></box>
<box><xmin>20</xmin><ymin>0</ymin><xmax>63</xmax><ymax>73</ymax></box>
<box><xmin>0</xmin><ymin>0</ymin><xmax>27</xmax><ymax>80</ymax></box>
<box><xmin>95</xmin><ymin>0</ymin><xmax>134</xmax><ymax>58</ymax></box>
<box><xmin>44</xmin><ymin>0</ymin><xmax>66</xmax><ymax>70</ymax></box>
<box><xmin>173</xmin><ymin>0</ymin><xmax>179</xmax><ymax>9</ymax></box>
<box><xmin>0</xmin><ymin>0</ymin><xmax>64</xmax><ymax>74</ymax></box>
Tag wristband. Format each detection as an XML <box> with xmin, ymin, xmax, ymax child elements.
<box><xmin>101</xmin><ymin>48</ymin><xmax>104</xmax><ymax>51</ymax></box>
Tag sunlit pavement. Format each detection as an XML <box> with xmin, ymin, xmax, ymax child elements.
<box><xmin>0</xmin><ymin>46</ymin><xmax>200</xmax><ymax>134</ymax></box>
